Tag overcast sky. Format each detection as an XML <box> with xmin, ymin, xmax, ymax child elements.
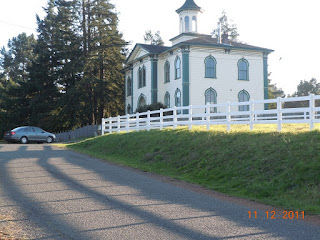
<box><xmin>1</xmin><ymin>0</ymin><xmax>319</xmax><ymax>95</ymax></box>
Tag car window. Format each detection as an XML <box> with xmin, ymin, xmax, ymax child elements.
<box><xmin>12</xmin><ymin>127</ymin><xmax>24</xmax><ymax>132</ymax></box>
<box><xmin>33</xmin><ymin>127</ymin><xmax>44</xmax><ymax>133</ymax></box>
<box><xmin>24</xmin><ymin>127</ymin><xmax>34</xmax><ymax>132</ymax></box>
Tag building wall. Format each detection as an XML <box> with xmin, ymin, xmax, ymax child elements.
<box><xmin>157</xmin><ymin>49</ymin><xmax>183</xmax><ymax>109</ymax></box>
<box><xmin>189</xmin><ymin>47</ymin><xmax>265</xmax><ymax>112</ymax></box>
<box><xmin>125</xmin><ymin>58</ymin><xmax>152</xmax><ymax>114</ymax></box>
<box><xmin>125</xmin><ymin>72</ymin><xmax>132</xmax><ymax>114</ymax></box>
<box><xmin>126</xmin><ymin>46</ymin><xmax>265</xmax><ymax>114</ymax></box>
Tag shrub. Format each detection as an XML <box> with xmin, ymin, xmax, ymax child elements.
<box><xmin>135</xmin><ymin>102</ymin><xmax>166</xmax><ymax>113</ymax></box>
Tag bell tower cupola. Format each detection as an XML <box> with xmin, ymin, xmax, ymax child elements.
<box><xmin>176</xmin><ymin>0</ymin><xmax>202</xmax><ymax>34</ymax></box>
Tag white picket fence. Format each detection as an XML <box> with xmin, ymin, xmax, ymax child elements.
<box><xmin>102</xmin><ymin>94</ymin><xmax>320</xmax><ymax>134</ymax></box>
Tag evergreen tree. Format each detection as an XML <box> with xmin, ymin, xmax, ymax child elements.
<box><xmin>18</xmin><ymin>0</ymin><xmax>60</xmax><ymax>130</ymax></box>
<box><xmin>0</xmin><ymin>33</ymin><xmax>37</xmax><ymax>134</ymax></box>
<box><xmin>0</xmin><ymin>0</ymin><xmax>126</xmax><ymax>136</ymax></box>
<box><xmin>294</xmin><ymin>78</ymin><xmax>320</xmax><ymax>96</ymax></box>
<box><xmin>284</xmin><ymin>78</ymin><xmax>319</xmax><ymax>108</ymax></box>
<box><xmin>50</xmin><ymin>0</ymin><xmax>85</xmax><ymax>130</ymax></box>
<box><xmin>0</xmin><ymin>33</ymin><xmax>36</xmax><ymax>83</ymax></box>
<box><xmin>212</xmin><ymin>10</ymin><xmax>240</xmax><ymax>42</ymax></box>
<box><xmin>143</xmin><ymin>30</ymin><xmax>164</xmax><ymax>46</ymax></box>
<box><xmin>79</xmin><ymin>0</ymin><xmax>126</xmax><ymax>124</ymax></box>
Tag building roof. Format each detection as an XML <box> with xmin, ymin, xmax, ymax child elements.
<box><xmin>125</xmin><ymin>36</ymin><xmax>273</xmax><ymax>66</ymax></box>
<box><xmin>125</xmin><ymin>44</ymin><xmax>170</xmax><ymax>64</ymax></box>
<box><xmin>176</xmin><ymin>0</ymin><xmax>201</xmax><ymax>14</ymax></box>
<box><xmin>138</xmin><ymin>44</ymin><xmax>170</xmax><ymax>54</ymax></box>
<box><xmin>169</xmin><ymin>32</ymin><xmax>210</xmax><ymax>42</ymax></box>
<box><xmin>183</xmin><ymin>35</ymin><xmax>274</xmax><ymax>52</ymax></box>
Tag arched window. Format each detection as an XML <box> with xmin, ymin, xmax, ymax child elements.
<box><xmin>192</xmin><ymin>16</ymin><xmax>197</xmax><ymax>32</ymax></box>
<box><xmin>175</xmin><ymin>57</ymin><xmax>181</xmax><ymax>79</ymax></box>
<box><xmin>238</xmin><ymin>59</ymin><xmax>249</xmax><ymax>80</ymax></box>
<box><xmin>127</xmin><ymin>104</ymin><xmax>132</xmax><ymax>114</ymax></box>
<box><xmin>164</xmin><ymin>92</ymin><xmax>170</xmax><ymax>108</ymax></box>
<box><xmin>205</xmin><ymin>56</ymin><xmax>216</xmax><ymax>78</ymax></box>
<box><xmin>127</xmin><ymin>77</ymin><xmax>131</xmax><ymax>96</ymax></box>
<box><xmin>175</xmin><ymin>88</ymin><xmax>181</xmax><ymax>114</ymax></box>
<box><xmin>238</xmin><ymin>90</ymin><xmax>250</xmax><ymax>111</ymax></box>
<box><xmin>205</xmin><ymin>88</ymin><xmax>217</xmax><ymax>113</ymax></box>
<box><xmin>138</xmin><ymin>94</ymin><xmax>146</xmax><ymax>108</ymax></box>
<box><xmin>164</xmin><ymin>61</ymin><xmax>170</xmax><ymax>83</ymax></box>
<box><xmin>185</xmin><ymin>16</ymin><xmax>190</xmax><ymax>32</ymax></box>
<box><xmin>138</xmin><ymin>67</ymin><xmax>142</xmax><ymax>88</ymax></box>
<box><xmin>142</xmin><ymin>66</ymin><xmax>146</xmax><ymax>87</ymax></box>
<box><xmin>138</xmin><ymin>66</ymin><xmax>146</xmax><ymax>88</ymax></box>
<box><xmin>180</xmin><ymin>17</ymin><xmax>183</xmax><ymax>33</ymax></box>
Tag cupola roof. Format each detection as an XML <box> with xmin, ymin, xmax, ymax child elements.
<box><xmin>176</xmin><ymin>0</ymin><xmax>201</xmax><ymax>14</ymax></box>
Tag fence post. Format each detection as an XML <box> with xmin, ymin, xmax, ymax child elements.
<box><xmin>117</xmin><ymin>115</ymin><xmax>121</xmax><ymax>133</ymax></box>
<box><xmin>189</xmin><ymin>105</ymin><xmax>193</xmax><ymax>130</ymax></box>
<box><xmin>109</xmin><ymin>118</ymin><xmax>112</xmax><ymax>133</ymax></box>
<box><xmin>101</xmin><ymin>118</ymin><xmax>105</xmax><ymax>135</ymax></box>
<box><xmin>160</xmin><ymin>108</ymin><xmax>164</xmax><ymax>130</ymax></box>
<box><xmin>309</xmin><ymin>94</ymin><xmax>315</xmax><ymax>131</ymax></box>
<box><xmin>277</xmin><ymin>97</ymin><xmax>282</xmax><ymax>132</ymax></box>
<box><xmin>206</xmin><ymin>104</ymin><xmax>210</xmax><ymax>130</ymax></box>
<box><xmin>250</xmin><ymin>100</ymin><xmax>254</xmax><ymax>130</ymax></box>
<box><xmin>173</xmin><ymin>106</ymin><xmax>177</xmax><ymax>130</ymax></box>
<box><xmin>136</xmin><ymin>112</ymin><xmax>139</xmax><ymax>131</ymax></box>
<box><xmin>126</xmin><ymin>114</ymin><xmax>130</xmax><ymax>133</ymax></box>
<box><xmin>227</xmin><ymin>102</ymin><xmax>231</xmax><ymax>132</ymax></box>
<box><xmin>147</xmin><ymin>110</ymin><xmax>151</xmax><ymax>131</ymax></box>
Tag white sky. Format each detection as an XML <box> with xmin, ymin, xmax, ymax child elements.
<box><xmin>1</xmin><ymin>0</ymin><xmax>319</xmax><ymax>95</ymax></box>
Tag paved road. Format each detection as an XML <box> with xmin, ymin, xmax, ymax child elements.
<box><xmin>0</xmin><ymin>144</ymin><xmax>319</xmax><ymax>239</ymax></box>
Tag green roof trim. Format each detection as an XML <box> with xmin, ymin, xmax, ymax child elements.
<box><xmin>176</xmin><ymin>0</ymin><xmax>201</xmax><ymax>14</ymax></box>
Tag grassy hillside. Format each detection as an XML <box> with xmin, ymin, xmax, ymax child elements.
<box><xmin>65</xmin><ymin>124</ymin><xmax>320</xmax><ymax>214</ymax></box>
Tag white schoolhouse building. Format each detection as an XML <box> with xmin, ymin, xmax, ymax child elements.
<box><xmin>123</xmin><ymin>0</ymin><xmax>274</xmax><ymax>114</ymax></box>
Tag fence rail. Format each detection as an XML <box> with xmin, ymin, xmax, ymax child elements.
<box><xmin>102</xmin><ymin>94</ymin><xmax>320</xmax><ymax>134</ymax></box>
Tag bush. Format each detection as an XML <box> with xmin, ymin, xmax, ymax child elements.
<box><xmin>135</xmin><ymin>102</ymin><xmax>166</xmax><ymax>113</ymax></box>
<box><xmin>135</xmin><ymin>102</ymin><xmax>174</xmax><ymax>118</ymax></box>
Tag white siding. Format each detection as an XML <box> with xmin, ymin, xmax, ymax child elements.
<box><xmin>131</xmin><ymin>59</ymin><xmax>152</xmax><ymax>112</ymax></box>
<box><xmin>126</xmin><ymin>46</ymin><xmax>266</xmax><ymax>114</ymax></box>
<box><xmin>189</xmin><ymin>47</ymin><xmax>264</xmax><ymax>112</ymax></box>
<box><xmin>158</xmin><ymin>50</ymin><xmax>183</xmax><ymax>108</ymax></box>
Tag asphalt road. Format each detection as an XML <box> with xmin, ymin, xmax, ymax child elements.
<box><xmin>0</xmin><ymin>144</ymin><xmax>319</xmax><ymax>240</ymax></box>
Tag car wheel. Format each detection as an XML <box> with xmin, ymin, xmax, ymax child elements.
<box><xmin>20</xmin><ymin>136</ymin><xmax>28</xmax><ymax>144</ymax></box>
<box><xmin>46</xmin><ymin>136</ymin><xmax>53</xmax><ymax>144</ymax></box>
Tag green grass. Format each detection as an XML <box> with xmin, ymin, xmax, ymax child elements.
<box><xmin>62</xmin><ymin>124</ymin><xmax>320</xmax><ymax>214</ymax></box>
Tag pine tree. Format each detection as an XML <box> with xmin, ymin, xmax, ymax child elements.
<box><xmin>212</xmin><ymin>10</ymin><xmax>240</xmax><ymax>42</ymax></box>
<box><xmin>0</xmin><ymin>33</ymin><xmax>37</xmax><ymax>134</ymax></box>
<box><xmin>50</xmin><ymin>0</ymin><xmax>85</xmax><ymax>130</ymax></box>
<box><xmin>0</xmin><ymin>0</ymin><xmax>126</xmax><ymax>134</ymax></box>
<box><xmin>20</xmin><ymin>0</ymin><xmax>61</xmax><ymax>130</ymax></box>
<box><xmin>79</xmin><ymin>0</ymin><xmax>126</xmax><ymax>124</ymax></box>
<box><xmin>144</xmin><ymin>30</ymin><xmax>164</xmax><ymax>46</ymax></box>
<box><xmin>0</xmin><ymin>33</ymin><xmax>36</xmax><ymax>83</ymax></box>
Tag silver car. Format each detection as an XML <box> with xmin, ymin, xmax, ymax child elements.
<box><xmin>4</xmin><ymin>126</ymin><xmax>56</xmax><ymax>144</ymax></box>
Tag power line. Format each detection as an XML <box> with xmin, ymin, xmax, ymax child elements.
<box><xmin>0</xmin><ymin>20</ymin><xmax>35</xmax><ymax>31</ymax></box>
